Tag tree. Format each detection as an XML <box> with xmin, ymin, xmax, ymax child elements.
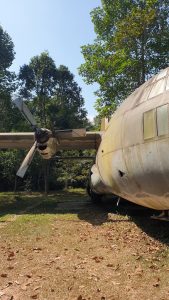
<box><xmin>0</xmin><ymin>25</ymin><xmax>15</xmax><ymax>71</ymax></box>
<box><xmin>17</xmin><ymin>53</ymin><xmax>88</xmax><ymax>192</ymax></box>
<box><xmin>0</xmin><ymin>25</ymin><xmax>16</xmax><ymax>131</ymax></box>
<box><xmin>18</xmin><ymin>51</ymin><xmax>58</xmax><ymax>126</ymax></box>
<box><xmin>47</xmin><ymin>65</ymin><xmax>87</xmax><ymax>129</ymax></box>
<box><xmin>79</xmin><ymin>0</ymin><xmax>169</xmax><ymax>117</ymax></box>
<box><xmin>19</xmin><ymin>54</ymin><xmax>88</xmax><ymax>129</ymax></box>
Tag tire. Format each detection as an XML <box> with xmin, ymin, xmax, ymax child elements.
<box><xmin>86</xmin><ymin>183</ymin><xmax>102</xmax><ymax>203</ymax></box>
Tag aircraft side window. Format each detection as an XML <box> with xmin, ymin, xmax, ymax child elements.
<box><xmin>157</xmin><ymin>104</ymin><xmax>169</xmax><ymax>136</ymax></box>
<box><xmin>143</xmin><ymin>109</ymin><xmax>156</xmax><ymax>140</ymax></box>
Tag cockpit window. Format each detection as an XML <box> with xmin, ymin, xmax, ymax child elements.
<box><xmin>139</xmin><ymin>85</ymin><xmax>151</xmax><ymax>103</ymax></box>
<box><xmin>156</xmin><ymin>69</ymin><xmax>168</xmax><ymax>80</ymax></box>
<box><xmin>152</xmin><ymin>69</ymin><xmax>168</xmax><ymax>83</ymax></box>
<box><xmin>143</xmin><ymin>109</ymin><xmax>156</xmax><ymax>140</ymax></box>
<box><xmin>157</xmin><ymin>104</ymin><xmax>169</xmax><ymax>136</ymax></box>
<box><xmin>166</xmin><ymin>76</ymin><xmax>169</xmax><ymax>90</ymax></box>
<box><xmin>148</xmin><ymin>79</ymin><xmax>166</xmax><ymax>99</ymax></box>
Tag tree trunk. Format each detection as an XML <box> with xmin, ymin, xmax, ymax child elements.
<box><xmin>14</xmin><ymin>176</ymin><xmax>17</xmax><ymax>193</ymax></box>
<box><xmin>44</xmin><ymin>161</ymin><xmax>49</xmax><ymax>195</ymax></box>
<box><xmin>140</xmin><ymin>30</ymin><xmax>146</xmax><ymax>84</ymax></box>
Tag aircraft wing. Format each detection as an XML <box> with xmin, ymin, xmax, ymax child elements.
<box><xmin>0</xmin><ymin>129</ymin><xmax>102</xmax><ymax>151</ymax></box>
<box><xmin>0</xmin><ymin>133</ymin><xmax>34</xmax><ymax>149</ymax></box>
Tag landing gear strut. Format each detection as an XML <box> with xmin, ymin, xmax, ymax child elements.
<box><xmin>151</xmin><ymin>210</ymin><xmax>169</xmax><ymax>221</ymax></box>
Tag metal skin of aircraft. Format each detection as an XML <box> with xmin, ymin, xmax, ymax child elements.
<box><xmin>90</xmin><ymin>66</ymin><xmax>169</xmax><ymax>213</ymax></box>
<box><xmin>1</xmin><ymin>67</ymin><xmax>169</xmax><ymax>215</ymax></box>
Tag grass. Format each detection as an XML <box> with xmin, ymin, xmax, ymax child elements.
<box><xmin>0</xmin><ymin>189</ymin><xmax>87</xmax><ymax>227</ymax></box>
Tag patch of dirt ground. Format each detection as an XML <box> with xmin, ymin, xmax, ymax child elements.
<box><xmin>0</xmin><ymin>190</ymin><xmax>169</xmax><ymax>300</ymax></box>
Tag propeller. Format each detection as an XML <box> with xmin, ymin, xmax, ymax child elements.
<box><xmin>16</xmin><ymin>141</ymin><xmax>37</xmax><ymax>178</ymax></box>
<box><xmin>14</xmin><ymin>97</ymin><xmax>37</xmax><ymax>128</ymax></box>
<box><xmin>13</xmin><ymin>97</ymin><xmax>85</xmax><ymax>178</ymax></box>
<box><xmin>13</xmin><ymin>97</ymin><xmax>50</xmax><ymax>178</ymax></box>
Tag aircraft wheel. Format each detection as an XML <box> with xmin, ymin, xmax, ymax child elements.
<box><xmin>86</xmin><ymin>184</ymin><xmax>102</xmax><ymax>203</ymax></box>
<box><xmin>91</xmin><ymin>191</ymin><xmax>103</xmax><ymax>203</ymax></box>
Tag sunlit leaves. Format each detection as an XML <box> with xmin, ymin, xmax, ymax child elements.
<box><xmin>79</xmin><ymin>0</ymin><xmax>169</xmax><ymax>117</ymax></box>
<box><xmin>0</xmin><ymin>25</ymin><xmax>15</xmax><ymax>71</ymax></box>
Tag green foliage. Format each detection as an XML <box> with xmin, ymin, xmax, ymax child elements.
<box><xmin>18</xmin><ymin>51</ymin><xmax>58</xmax><ymax>126</ymax></box>
<box><xmin>48</xmin><ymin>149</ymin><xmax>94</xmax><ymax>191</ymax></box>
<box><xmin>0</xmin><ymin>150</ymin><xmax>19</xmax><ymax>191</ymax></box>
<box><xmin>46</xmin><ymin>65</ymin><xmax>87</xmax><ymax>129</ymax></box>
<box><xmin>0</xmin><ymin>25</ymin><xmax>16</xmax><ymax>131</ymax></box>
<box><xmin>79</xmin><ymin>0</ymin><xmax>169</xmax><ymax>117</ymax></box>
<box><xmin>0</xmin><ymin>25</ymin><xmax>15</xmax><ymax>71</ymax></box>
<box><xmin>18</xmin><ymin>53</ymin><xmax>87</xmax><ymax>129</ymax></box>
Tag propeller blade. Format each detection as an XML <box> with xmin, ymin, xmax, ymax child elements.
<box><xmin>17</xmin><ymin>142</ymin><xmax>37</xmax><ymax>178</ymax></box>
<box><xmin>13</xmin><ymin>98</ymin><xmax>37</xmax><ymax>128</ymax></box>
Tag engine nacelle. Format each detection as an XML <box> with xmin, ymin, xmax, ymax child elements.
<box><xmin>37</xmin><ymin>137</ymin><xmax>57</xmax><ymax>159</ymax></box>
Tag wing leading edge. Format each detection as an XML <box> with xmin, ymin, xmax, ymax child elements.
<box><xmin>0</xmin><ymin>130</ymin><xmax>102</xmax><ymax>151</ymax></box>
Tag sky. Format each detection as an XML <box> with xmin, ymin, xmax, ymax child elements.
<box><xmin>0</xmin><ymin>0</ymin><xmax>101</xmax><ymax>120</ymax></box>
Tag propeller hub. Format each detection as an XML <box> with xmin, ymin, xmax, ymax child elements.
<box><xmin>35</xmin><ymin>128</ymin><xmax>51</xmax><ymax>144</ymax></box>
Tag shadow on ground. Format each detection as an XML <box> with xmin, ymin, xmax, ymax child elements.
<box><xmin>0</xmin><ymin>191</ymin><xmax>169</xmax><ymax>245</ymax></box>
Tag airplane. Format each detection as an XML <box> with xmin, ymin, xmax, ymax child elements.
<box><xmin>0</xmin><ymin>66</ymin><xmax>169</xmax><ymax>220</ymax></box>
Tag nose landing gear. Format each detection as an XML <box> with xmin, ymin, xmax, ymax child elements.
<box><xmin>86</xmin><ymin>183</ymin><xmax>103</xmax><ymax>203</ymax></box>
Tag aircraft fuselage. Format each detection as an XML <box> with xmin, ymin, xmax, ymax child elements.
<box><xmin>91</xmin><ymin>68</ymin><xmax>169</xmax><ymax>210</ymax></box>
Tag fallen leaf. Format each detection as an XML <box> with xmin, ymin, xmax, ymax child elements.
<box><xmin>33</xmin><ymin>247</ymin><xmax>42</xmax><ymax>251</ymax></box>
<box><xmin>135</xmin><ymin>266</ymin><xmax>143</xmax><ymax>276</ymax></box>
<box><xmin>112</xmin><ymin>281</ymin><xmax>120</xmax><ymax>285</ymax></box>
<box><xmin>153</xmin><ymin>278</ymin><xmax>160</xmax><ymax>287</ymax></box>
<box><xmin>1</xmin><ymin>274</ymin><xmax>7</xmax><ymax>278</ymax></box>
<box><xmin>31</xmin><ymin>294</ymin><xmax>38</xmax><ymax>299</ymax></box>
<box><xmin>7</xmin><ymin>266</ymin><xmax>14</xmax><ymax>270</ymax></box>
<box><xmin>8</xmin><ymin>252</ymin><xmax>15</xmax><ymax>258</ymax></box>
<box><xmin>34</xmin><ymin>286</ymin><xmax>41</xmax><ymax>291</ymax></box>
<box><xmin>55</xmin><ymin>256</ymin><xmax>61</xmax><ymax>260</ymax></box>
<box><xmin>25</xmin><ymin>279</ymin><xmax>33</xmax><ymax>286</ymax></box>
<box><xmin>21</xmin><ymin>285</ymin><xmax>27</xmax><ymax>291</ymax></box>
<box><xmin>153</xmin><ymin>282</ymin><xmax>160</xmax><ymax>287</ymax></box>
<box><xmin>149</xmin><ymin>264</ymin><xmax>159</xmax><ymax>270</ymax></box>
<box><xmin>115</xmin><ymin>264</ymin><xmax>120</xmax><ymax>271</ymax></box>
<box><xmin>92</xmin><ymin>256</ymin><xmax>104</xmax><ymax>263</ymax></box>
<box><xmin>107</xmin><ymin>264</ymin><xmax>114</xmax><ymax>267</ymax></box>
